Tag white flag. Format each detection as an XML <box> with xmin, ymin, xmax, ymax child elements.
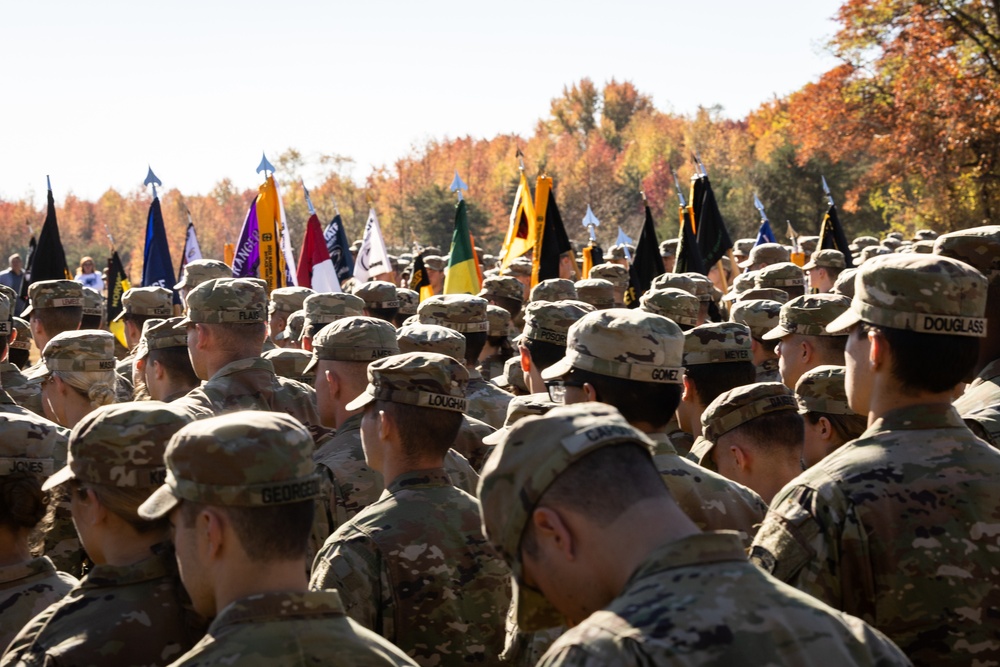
<box><xmin>353</xmin><ymin>208</ymin><xmax>390</xmax><ymax>282</ymax></box>
<box><xmin>273</xmin><ymin>178</ymin><xmax>299</xmax><ymax>286</ymax></box>
<box><xmin>180</xmin><ymin>222</ymin><xmax>203</xmax><ymax>271</ymax></box>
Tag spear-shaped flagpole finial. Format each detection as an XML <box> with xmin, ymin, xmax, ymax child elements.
<box><xmin>365</xmin><ymin>192</ymin><xmax>374</xmax><ymax>207</ymax></box>
<box><xmin>46</xmin><ymin>175</ymin><xmax>52</xmax><ymax>192</ymax></box>
<box><xmin>256</xmin><ymin>152</ymin><xmax>276</xmax><ymax>176</ymax></box>
<box><xmin>182</xmin><ymin>202</ymin><xmax>193</xmax><ymax>225</ymax></box>
<box><xmin>821</xmin><ymin>176</ymin><xmax>835</xmax><ymax>207</ymax></box>
<box><xmin>301</xmin><ymin>179</ymin><xmax>316</xmax><ymax>216</ymax></box>
<box><xmin>670</xmin><ymin>166</ymin><xmax>687</xmax><ymax>208</ymax></box>
<box><xmin>143</xmin><ymin>166</ymin><xmax>163</xmax><ymax>199</ymax></box>
<box><xmin>515</xmin><ymin>148</ymin><xmax>525</xmax><ymax>172</ymax></box>
<box><xmin>693</xmin><ymin>151</ymin><xmax>707</xmax><ymax>177</ymax></box>
<box><xmin>449</xmin><ymin>171</ymin><xmax>468</xmax><ymax>202</ymax></box>
<box><xmin>582</xmin><ymin>205</ymin><xmax>600</xmax><ymax>241</ymax></box>
<box><xmin>753</xmin><ymin>193</ymin><xmax>768</xmax><ymax>222</ymax></box>
<box><xmin>103</xmin><ymin>221</ymin><xmax>116</xmax><ymax>250</ymax></box>
<box><xmin>331</xmin><ymin>196</ymin><xmax>340</xmax><ymax>216</ymax></box>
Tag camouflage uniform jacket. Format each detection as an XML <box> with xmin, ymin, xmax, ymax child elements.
<box><xmin>663</xmin><ymin>416</ymin><xmax>694</xmax><ymax>456</ymax></box>
<box><xmin>648</xmin><ymin>432</ymin><xmax>767</xmax><ymax>547</ymax></box>
<box><xmin>0</xmin><ymin>361</ymin><xmax>28</xmax><ymax>392</ymax></box>
<box><xmin>0</xmin><ymin>557</ymin><xmax>77</xmax><ymax>651</ymax></box>
<box><xmin>5</xmin><ymin>364</ymin><xmax>44</xmax><ymax>418</ymax></box>
<box><xmin>116</xmin><ymin>352</ymin><xmax>135</xmax><ymax>386</ymax></box>
<box><xmin>755</xmin><ymin>358</ymin><xmax>781</xmax><ymax>383</ymax></box>
<box><xmin>965</xmin><ymin>404</ymin><xmax>1000</xmax><ymax>447</ymax></box>
<box><xmin>2</xmin><ymin>543</ymin><xmax>207</xmax><ymax>667</ymax></box>
<box><xmin>749</xmin><ymin>403</ymin><xmax>1000</xmax><ymax>665</ymax></box>
<box><xmin>465</xmin><ymin>369</ymin><xmax>513</xmax><ymax>429</ymax></box>
<box><xmin>537</xmin><ymin>532</ymin><xmax>911</xmax><ymax>667</ymax></box>
<box><xmin>167</xmin><ymin>591</ymin><xmax>417</xmax><ymax>666</ymax></box>
<box><xmin>172</xmin><ymin>357</ymin><xmax>321</xmax><ymax>435</ymax></box>
<box><xmin>310</xmin><ymin>469</ymin><xmax>511</xmax><ymax>666</ymax></box>
<box><xmin>953</xmin><ymin>358</ymin><xmax>1000</xmax><ymax>415</ymax></box>
<box><xmin>477</xmin><ymin>354</ymin><xmax>507</xmax><ymax>383</ymax></box>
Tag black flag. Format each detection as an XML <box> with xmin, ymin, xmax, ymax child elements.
<box><xmin>534</xmin><ymin>181</ymin><xmax>574</xmax><ymax>283</ymax></box>
<box><xmin>690</xmin><ymin>174</ymin><xmax>733</xmax><ymax>268</ymax></box>
<box><xmin>21</xmin><ymin>187</ymin><xmax>69</xmax><ymax>299</ymax></box>
<box><xmin>818</xmin><ymin>204</ymin><xmax>854</xmax><ymax>268</ymax></box>
<box><xmin>624</xmin><ymin>206</ymin><xmax>665</xmax><ymax>308</ymax></box>
<box><xmin>409</xmin><ymin>250</ymin><xmax>434</xmax><ymax>302</ymax></box>
<box><xmin>675</xmin><ymin>204</ymin><xmax>706</xmax><ymax>275</ymax></box>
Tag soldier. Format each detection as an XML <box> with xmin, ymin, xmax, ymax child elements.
<box><xmin>517</xmin><ymin>300</ymin><xmax>593</xmax><ymax>395</ymax></box>
<box><xmin>795</xmin><ymin>365</ymin><xmax>867</xmax><ymax>467</ymax></box>
<box><xmin>750</xmin><ymin>253</ymin><xmax>1000</xmax><ymax>665</ymax></box>
<box><xmin>262</xmin><ymin>347</ymin><xmax>315</xmax><ymax>385</ymax></box>
<box><xmin>419</xmin><ymin>255</ymin><xmax>445</xmax><ymax>296</ymax></box>
<box><xmin>803</xmin><ymin>249</ymin><xmax>847</xmax><ymax>293</ymax></box>
<box><xmin>112</xmin><ymin>286</ymin><xmax>174</xmax><ymax>385</ymax></box>
<box><xmin>310</xmin><ymin>352</ymin><xmax>511</xmax><ymax>666</ymax></box>
<box><xmin>832</xmin><ymin>267</ymin><xmax>858</xmax><ymax>299</ymax></box>
<box><xmin>729</xmin><ymin>299</ymin><xmax>782</xmax><ymax>382</ymax></box>
<box><xmin>754</xmin><ymin>262</ymin><xmax>806</xmax><ymax>300</ymax></box>
<box><xmin>676</xmin><ymin>322</ymin><xmax>755</xmax><ymax>449</ymax></box>
<box><xmin>300</xmin><ymin>291</ymin><xmax>365</xmax><ymax>351</ymax></box>
<box><xmin>417</xmin><ymin>294</ymin><xmax>513</xmax><ymax>429</ymax></box>
<box><xmin>276</xmin><ymin>308</ymin><xmax>306</xmax><ymax>349</ymax></box>
<box><xmin>493</xmin><ymin>355</ymin><xmax>530</xmax><ymax>396</ymax></box>
<box><xmin>21</xmin><ymin>280</ymin><xmax>84</xmax><ymax>383</ymax></box>
<box><xmin>695</xmin><ymin>382</ymin><xmax>805</xmax><ymax>503</ymax></box>
<box><xmin>0</xmin><ymin>414</ymin><xmax>77</xmax><ymax>650</ymax></box>
<box><xmin>530</xmin><ymin>278</ymin><xmax>577</xmax><ymax>303</ymax></box>
<box><xmin>267</xmin><ymin>285</ymin><xmax>314</xmax><ymax>346</ymax></box>
<box><xmin>134</xmin><ymin>317</ymin><xmax>199</xmax><ymax>402</ymax></box>
<box><xmin>79</xmin><ymin>285</ymin><xmax>104</xmax><ymax>329</ymax></box>
<box><xmin>732</xmin><ymin>238</ymin><xmax>756</xmax><ymax>265</ymax></box>
<box><xmin>659</xmin><ymin>238</ymin><xmax>678</xmax><ymax>273</ymax></box>
<box><xmin>397</xmin><ymin>322</ymin><xmax>466</xmax><ymax>359</ymax></box>
<box><xmin>393</xmin><ymin>287</ymin><xmax>419</xmax><ymax>328</ymax></box>
<box><xmin>503</xmin><ymin>257</ymin><xmax>534</xmax><ymax>301</ymax></box>
<box><xmin>33</xmin><ymin>330</ymin><xmax>118</xmax><ymax>428</ymax></box>
<box><xmin>171</xmin><ymin>278</ymin><xmax>321</xmax><ymax>434</ymax></box>
<box><xmin>858</xmin><ymin>245</ymin><xmax>890</xmax><ymax>264</ymax></box>
<box><xmin>480</xmin><ymin>274</ymin><xmax>526</xmax><ymax>323</ymax></box>
<box><xmin>478</xmin><ymin>404</ymin><xmax>910</xmax><ymax>667</ymax></box>
<box><xmin>479</xmin><ymin>304</ymin><xmax>514</xmax><ymax>381</ymax></box>
<box><xmin>173</xmin><ymin>258</ymin><xmax>231</xmax><ymax>306</ymax></box>
<box><xmin>761</xmin><ymin>293</ymin><xmax>851</xmax><ymax>390</ymax></box>
<box><xmin>135</xmin><ymin>412</ymin><xmax>416</xmax><ymax>666</ymax></box>
<box><xmin>720</xmin><ymin>270</ymin><xmax>757</xmax><ymax>304</ymax></box>
<box><xmin>3</xmin><ymin>403</ymin><xmax>206</xmax><ymax>666</ymax></box>
<box><xmin>539</xmin><ymin>310</ymin><xmax>767</xmax><ymax>545</ymax></box>
<box><xmin>353</xmin><ymin>280</ymin><xmax>400</xmax><ymax>323</ymax></box>
<box><xmin>8</xmin><ymin>316</ymin><xmax>32</xmax><ymax>370</ymax></box>
<box><xmin>588</xmin><ymin>263</ymin><xmax>628</xmax><ymax>306</ymax></box>
<box><xmin>639</xmin><ymin>287</ymin><xmax>699</xmax><ymax>331</ymax></box>
<box><xmin>736</xmin><ymin>286</ymin><xmax>789</xmax><ymax>304</ymax></box>
<box><xmin>572</xmin><ymin>278</ymin><xmax>614</xmax><ymax>310</ymax></box>
<box><xmin>739</xmin><ymin>242</ymin><xmax>790</xmax><ymax>271</ymax></box>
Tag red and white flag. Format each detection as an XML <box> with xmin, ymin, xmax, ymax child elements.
<box><xmin>296</xmin><ymin>213</ymin><xmax>341</xmax><ymax>292</ymax></box>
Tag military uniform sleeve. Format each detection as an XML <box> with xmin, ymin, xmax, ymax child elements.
<box><xmin>309</xmin><ymin>530</ymin><xmax>390</xmax><ymax>635</ymax></box>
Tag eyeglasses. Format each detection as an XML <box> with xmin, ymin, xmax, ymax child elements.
<box><xmin>545</xmin><ymin>380</ymin><xmax>583</xmax><ymax>404</ymax></box>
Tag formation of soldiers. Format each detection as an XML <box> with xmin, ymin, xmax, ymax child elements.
<box><xmin>0</xmin><ymin>223</ymin><xmax>998</xmax><ymax>666</ymax></box>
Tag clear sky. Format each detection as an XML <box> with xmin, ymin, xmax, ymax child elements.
<box><xmin>2</xmin><ymin>0</ymin><xmax>842</xmax><ymax>206</ymax></box>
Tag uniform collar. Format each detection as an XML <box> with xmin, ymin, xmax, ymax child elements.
<box><xmin>80</xmin><ymin>542</ymin><xmax>174</xmax><ymax>589</ymax></box>
<box><xmin>0</xmin><ymin>556</ymin><xmax>59</xmax><ymax>586</ymax></box>
<box><xmin>624</xmin><ymin>532</ymin><xmax>747</xmax><ymax>589</ymax></box>
<box><xmin>864</xmin><ymin>403</ymin><xmax>966</xmax><ymax>436</ymax></box>
<box><xmin>384</xmin><ymin>467</ymin><xmax>452</xmax><ymax>494</ymax></box>
<box><xmin>208</xmin><ymin>590</ymin><xmax>346</xmax><ymax>634</ymax></box>
<box><xmin>209</xmin><ymin>356</ymin><xmax>273</xmax><ymax>381</ymax></box>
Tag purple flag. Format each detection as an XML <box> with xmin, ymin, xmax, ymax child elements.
<box><xmin>232</xmin><ymin>199</ymin><xmax>260</xmax><ymax>278</ymax></box>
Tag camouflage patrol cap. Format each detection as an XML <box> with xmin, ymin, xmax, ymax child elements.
<box><xmin>754</xmin><ymin>262</ymin><xmax>805</xmax><ymax>289</ymax></box>
<box><xmin>659</xmin><ymin>239</ymin><xmax>678</xmax><ymax>258</ymax></box>
<box><xmin>606</xmin><ymin>244</ymin><xmax>628</xmax><ymax>261</ymax></box>
<box><xmin>730</xmin><ymin>299</ymin><xmax>782</xmax><ymax>340</ymax></box>
<box><xmin>477</xmin><ymin>402</ymin><xmax>655</xmax><ymax>631</ymax></box>
<box><xmin>396</xmin><ymin>288</ymin><xmax>419</xmax><ymax>315</ymax></box>
<box><xmin>799</xmin><ymin>236</ymin><xmax>819</xmax><ymax>255</ymax></box>
<box><xmin>859</xmin><ymin>245</ymin><xmax>891</xmax><ymax>263</ymax></box>
<box><xmin>523</xmin><ymin>300</ymin><xmax>593</xmax><ymax>347</ymax></box>
<box><xmin>417</xmin><ymin>294</ymin><xmax>489</xmax><ymax>333</ymax></box>
<box><xmin>173</xmin><ymin>259</ymin><xmax>231</xmax><ymax>290</ymax></box>
<box><xmin>261</xmin><ymin>348</ymin><xmax>315</xmax><ymax>383</ymax></box>
<box><xmin>912</xmin><ymin>240</ymin><xmax>935</xmax><ymax>254</ymax></box>
<box><xmin>762</xmin><ymin>293</ymin><xmax>851</xmax><ymax>340</ymax></box>
<box><xmin>81</xmin><ymin>286</ymin><xmax>103</xmax><ymax>318</ymax></box>
<box><xmin>853</xmin><ymin>236</ymin><xmax>879</xmax><ymax>249</ymax></box>
<box><xmin>736</xmin><ymin>287</ymin><xmax>789</xmax><ymax>304</ymax></box>
<box><xmin>881</xmin><ymin>238</ymin><xmax>903</xmax><ymax>251</ymax></box>
<box><xmin>681</xmin><ymin>273</ymin><xmax>716</xmax><ymax>302</ymax></box>
<box><xmin>138</xmin><ymin>412</ymin><xmax>322</xmax><ymax>519</ymax></box>
<box><xmin>701</xmin><ymin>381</ymin><xmax>798</xmax><ymax>443</ymax></box>
<box><xmin>0</xmin><ymin>413</ymin><xmax>61</xmax><ymax>478</ymax></box>
<box><xmin>345</xmin><ymin>351</ymin><xmax>470</xmax><ymax>413</ymax></box>
<box><xmin>43</xmin><ymin>402</ymin><xmax>192</xmax><ymax>491</ymax></box>
<box><xmin>423</xmin><ymin>255</ymin><xmax>446</xmax><ymax>272</ymax></box>
<box><xmin>683</xmin><ymin>322</ymin><xmax>752</xmax><ymax>366</ymax></box>
<box><xmin>795</xmin><ymin>365</ymin><xmax>855</xmax><ymax>415</ymax></box>
<box><xmin>180</xmin><ymin>278</ymin><xmax>265</xmax><ymax>326</ymax></box>
<box><xmin>733</xmin><ymin>238</ymin><xmax>756</xmax><ymax>258</ymax></box>
<box><xmin>10</xmin><ymin>317</ymin><xmax>31</xmax><ymax>350</ymax></box>
<box><xmin>22</xmin><ymin>279</ymin><xmax>84</xmax><ymax>318</ymax></box>
<box><xmin>831</xmin><ymin>268</ymin><xmax>858</xmax><ymax>299</ymax></box>
<box><xmin>353</xmin><ymin>280</ymin><xmax>400</xmax><ymax>309</ymax></box>
<box><xmin>573</xmin><ymin>279</ymin><xmax>615</xmax><ymax>309</ymax></box>
<box><xmin>720</xmin><ymin>271</ymin><xmax>757</xmax><ymax>302</ymax></box>
<box><xmin>0</xmin><ymin>292</ymin><xmax>10</xmax><ymax>335</ymax></box>
<box><xmin>486</xmin><ymin>305</ymin><xmax>512</xmax><ymax>338</ymax></box>
<box><xmin>135</xmin><ymin>316</ymin><xmax>187</xmax><ymax>361</ymax></box>
<box><xmin>0</xmin><ymin>284</ymin><xmax>15</xmax><ymax>310</ymax></box>
<box><xmin>826</xmin><ymin>254</ymin><xmax>988</xmax><ymax>337</ymax></box>
<box><xmin>933</xmin><ymin>226</ymin><xmax>1000</xmax><ymax>281</ymax></box>
<box><xmin>479</xmin><ymin>275</ymin><xmax>524</xmax><ymax>304</ymax></box>
<box><xmin>302</xmin><ymin>292</ymin><xmax>365</xmax><ymax>332</ymax></box>
<box><xmin>277</xmin><ymin>309</ymin><xmax>306</xmax><ymax>343</ymax></box>
<box><xmin>639</xmin><ymin>288</ymin><xmax>699</xmax><ymax>327</ymax></box>
<box><xmin>267</xmin><ymin>286</ymin><xmax>314</xmax><ymax>316</ymax></box>
<box><xmin>482</xmin><ymin>393</ymin><xmax>557</xmax><ymax>445</ymax></box>
<box><xmin>493</xmin><ymin>355</ymin><xmax>529</xmax><ymax>394</ymax></box>
<box><xmin>530</xmin><ymin>279</ymin><xmax>577</xmax><ymax>303</ymax></box>
<box><xmin>914</xmin><ymin>229</ymin><xmax>938</xmax><ymax>241</ymax></box>
<box><xmin>541</xmin><ymin>309</ymin><xmax>684</xmax><ymax>384</ymax></box>
<box><xmin>114</xmin><ymin>286</ymin><xmax>173</xmax><ymax>322</ymax></box>
<box><xmin>886</xmin><ymin>231</ymin><xmax>904</xmax><ymax>241</ymax></box>
<box><xmin>650</xmin><ymin>272</ymin><xmax>697</xmax><ymax>297</ymax></box>
<box><xmin>305</xmin><ymin>316</ymin><xmax>399</xmax><ymax>373</ymax></box>
<box><xmin>739</xmin><ymin>243</ymin><xmax>789</xmax><ymax>269</ymax></box>
<box><xmin>34</xmin><ymin>330</ymin><xmax>116</xmax><ymax>381</ymax></box>
<box><xmin>396</xmin><ymin>323</ymin><xmax>466</xmax><ymax>360</ymax></box>
<box><xmin>802</xmin><ymin>249</ymin><xmax>847</xmax><ymax>271</ymax></box>
<box><xmin>588</xmin><ymin>263</ymin><xmax>629</xmax><ymax>289</ymax></box>
<box><xmin>504</xmin><ymin>257</ymin><xmax>534</xmax><ymax>278</ymax></box>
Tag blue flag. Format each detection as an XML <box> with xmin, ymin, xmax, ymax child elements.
<box><xmin>755</xmin><ymin>219</ymin><xmax>776</xmax><ymax>246</ymax></box>
<box><xmin>142</xmin><ymin>197</ymin><xmax>179</xmax><ymax>303</ymax></box>
<box><xmin>323</xmin><ymin>213</ymin><xmax>354</xmax><ymax>282</ymax></box>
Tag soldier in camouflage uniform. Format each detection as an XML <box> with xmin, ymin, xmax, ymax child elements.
<box><xmin>171</xmin><ymin>278</ymin><xmax>322</xmax><ymax>435</ymax></box>
<box><xmin>134</xmin><ymin>411</ymin><xmax>416</xmax><ymax>666</ymax></box>
<box><xmin>738</xmin><ymin>242</ymin><xmax>789</xmax><ymax>271</ymax></box>
<box><xmin>502</xmin><ymin>257</ymin><xmax>534</xmax><ymax>302</ymax></box>
<box><xmin>417</xmin><ymin>294</ymin><xmax>513</xmax><ymax>428</ymax></box>
<box><xmin>267</xmin><ymin>285</ymin><xmax>314</xmax><ymax>347</ymax></box>
<box><xmin>0</xmin><ymin>414</ymin><xmax>77</xmax><ymax>650</ymax></box>
<box><xmin>479</xmin><ymin>275</ymin><xmax>525</xmax><ymax>328</ymax></box>
<box><xmin>803</xmin><ymin>249</ymin><xmax>847</xmax><ymax>294</ymax></box>
<box><xmin>478</xmin><ymin>304</ymin><xmax>513</xmax><ymax>382</ymax></box>
<box><xmin>310</xmin><ymin>353</ymin><xmax>511</xmax><ymax>666</ymax></box>
<box><xmin>275</xmin><ymin>308</ymin><xmax>306</xmax><ymax>348</ymax></box>
<box><xmin>639</xmin><ymin>287</ymin><xmax>699</xmax><ymax>331</ymax></box>
<box><xmin>517</xmin><ymin>300</ymin><xmax>593</xmax><ymax>395</ymax></box>
<box><xmin>478</xmin><ymin>403</ymin><xmax>910</xmax><ymax>667</ymax></box>
<box><xmin>572</xmin><ymin>278</ymin><xmax>614</xmax><ymax>310</ymax></box>
<box><xmin>262</xmin><ymin>347</ymin><xmax>315</xmax><ymax>385</ymax></box>
<box><xmin>393</xmin><ymin>287</ymin><xmax>419</xmax><ymax>328</ymax></box>
<box><xmin>587</xmin><ymin>263</ymin><xmax>628</xmax><ymax>306</ymax></box>
<box><xmin>736</xmin><ymin>286</ymin><xmax>789</xmax><ymax>304</ymax></box>
<box><xmin>353</xmin><ymin>280</ymin><xmax>401</xmax><ymax>323</ymax></box>
<box><xmin>3</xmin><ymin>402</ymin><xmax>206</xmax><ymax>666</ymax></box>
<box><xmin>7</xmin><ymin>316</ymin><xmax>32</xmax><ymax>369</ymax></box>
<box><xmin>300</xmin><ymin>291</ymin><xmax>366</xmax><ymax>350</ymax></box>
<box><xmin>19</xmin><ymin>281</ymin><xmax>85</xmax><ymax>414</ymax></box>
<box><xmin>112</xmin><ymin>286</ymin><xmax>174</xmax><ymax>384</ymax></box>
<box><xmin>493</xmin><ymin>355</ymin><xmax>529</xmax><ymax>396</ymax></box>
<box><xmin>729</xmin><ymin>298</ymin><xmax>782</xmax><ymax>382</ymax></box>
<box><xmin>761</xmin><ymin>293</ymin><xmax>851</xmax><ymax>390</ymax></box>
<box><xmin>79</xmin><ymin>285</ymin><xmax>104</xmax><ymax>329</ymax></box>
<box><xmin>750</xmin><ymin>253</ymin><xmax>1000</xmax><ymax>665</ymax></box>
<box><xmin>134</xmin><ymin>317</ymin><xmax>199</xmax><ymax>402</ymax></box>
<box><xmin>530</xmin><ymin>278</ymin><xmax>577</xmax><ymax>303</ymax></box>
<box><xmin>32</xmin><ymin>330</ymin><xmax>119</xmax><ymax>428</ymax></box>
<box><xmin>754</xmin><ymin>262</ymin><xmax>806</xmax><ymax>300</ymax></box>
<box><xmin>795</xmin><ymin>365</ymin><xmax>867</xmax><ymax>467</ymax></box>
<box><xmin>173</xmin><ymin>258</ymin><xmax>232</xmax><ymax>306</ymax></box>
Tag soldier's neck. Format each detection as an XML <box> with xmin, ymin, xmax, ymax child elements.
<box><xmin>214</xmin><ymin>559</ymin><xmax>309</xmax><ymax>615</ymax></box>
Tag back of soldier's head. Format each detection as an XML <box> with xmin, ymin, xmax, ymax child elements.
<box><xmin>682</xmin><ymin>322</ymin><xmax>756</xmax><ymax>405</ymax></box>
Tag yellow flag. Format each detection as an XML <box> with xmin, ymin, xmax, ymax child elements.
<box><xmin>498</xmin><ymin>171</ymin><xmax>537</xmax><ymax>270</ymax></box>
<box><xmin>255</xmin><ymin>175</ymin><xmax>287</xmax><ymax>294</ymax></box>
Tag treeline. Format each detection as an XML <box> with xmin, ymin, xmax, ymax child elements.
<box><xmin>2</xmin><ymin>0</ymin><xmax>996</xmax><ymax>277</ymax></box>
